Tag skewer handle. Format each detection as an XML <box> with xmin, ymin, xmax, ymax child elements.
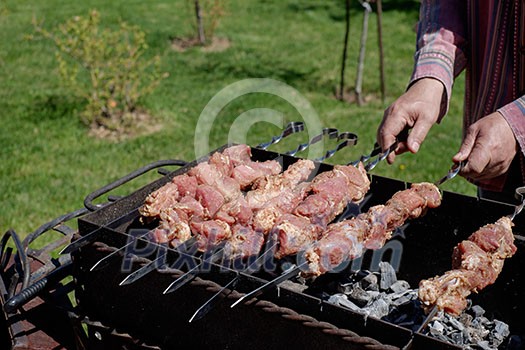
<box><xmin>509</xmin><ymin>186</ymin><xmax>525</xmax><ymax>221</ymax></box>
<box><xmin>255</xmin><ymin>122</ymin><xmax>305</xmax><ymax>150</ymax></box>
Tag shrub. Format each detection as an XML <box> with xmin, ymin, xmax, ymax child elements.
<box><xmin>33</xmin><ymin>10</ymin><xmax>167</xmax><ymax>136</ymax></box>
<box><xmin>191</xmin><ymin>0</ymin><xmax>226</xmax><ymax>45</ymax></box>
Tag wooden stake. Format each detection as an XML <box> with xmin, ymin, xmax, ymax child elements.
<box><xmin>338</xmin><ymin>0</ymin><xmax>351</xmax><ymax>101</ymax></box>
<box><xmin>195</xmin><ymin>0</ymin><xmax>206</xmax><ymax>45</ymax></box>
<box><xmin>376</xmin><ymin>0</ymin><xmax>386</xmax><ymax>103</ymax></box>
<box><xmin>355</xmin><ymin>0</ymin><xmax>371</xmax><ymax>106</ymax></box>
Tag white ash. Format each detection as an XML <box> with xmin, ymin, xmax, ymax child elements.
<box><xmin>323</xmin><ymin>262</ymin><xmax>511</xmax><ymax>349</ymax></box>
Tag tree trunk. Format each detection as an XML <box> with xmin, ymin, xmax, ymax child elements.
<box><xmin>376</xmin><ymin>0</ymin><xmax>386</xmax><ymax>103</ymax></box>
<box><xmin>338</xmin><ymin>0</ymin><xmax>351</xmax><ymax>101</ymax></box>
<box><xmin>195</xmin><ymin>0</ymin><xmax>206</xmax><ymax>45</ymax></box>
<box><xmin>355</xmin><ymin>0</ymin><xmax>371</xmax><ymax>106</ymax></box>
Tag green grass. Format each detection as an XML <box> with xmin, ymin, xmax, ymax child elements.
<box><xmin>0</xmin><ymin>0</ymin><xmax>475</xmax><ymax>243</ymax></box>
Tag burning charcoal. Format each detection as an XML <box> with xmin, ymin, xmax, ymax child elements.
<box><xmin>429</xmin><ymin>321</ymin><xmax>444</xmax><ymax>334</ymax></box>
<box><xmin>379</xmin><ymin>262</ymin><xmax>397</xmax><ymax>290</ymax></box>
<box><xmin>366</xmin><ymin>298</ymin><xmax>390</xmax><ymax>319</ymax></box>
<box><xmin>389</xmin><ymin>280</ymin><xmax>410</xmax><ymax>294</ymax></box>
<box><xmin>459</xmin><ymin>312</ymin><xmax>474</xmax><ymax>327</ymax></box>
<box><xmin>475</xmin><ymin>340</ymin><xmax>494</xmax><ymax>350</ymax></box>
<box><xmin>450</xmin><ymin>331</ymin><xmax>464</xmax><ymax>345</ymax></box>
<box><xmin>448</xmin><ymin>316</ymin><xmax>465</xmax><ymax>332</ymax></box>
<box><xmin>328</xmin><ymin>293</ymin><xmax>364</xmax><ymax>314</ymax></box>
<box><xmin>429</xmin><ymin>320</ymin><xmax>445</xmax><ymax>336</ymax></box>
<box><xmin>471</xmin><ymin>305</ymin><xmax>485</xmax><ymax>318</ymax></box>
<box><xmin>492</xmin><ymin>320</ymin><xmax>509</xmax><ymax>340</ymax></box>
<box><xmin>359</xmin><ymin>272</ymin><xmax>378</xmax><ymax>291</ymax></box>
<box><xmin>391</xmin><ymin>293</ymin><xmax>414</xmax><ymax>307</ymax></box>
<box><xmin>337</xmin><ymin>282</ymin><xmax>354</xmax><ymax>295</ymax></box>
<box><xmin>348</xmin><ymin>286</ymin><xmax>372</xmax><ymax>308</ymax></box>
<box><xmin>366</xmin><ymin>290</ymin><xmax>380</xmax><ymax>299</ymax></box>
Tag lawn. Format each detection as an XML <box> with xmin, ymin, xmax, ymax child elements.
<box><xmin>0</xmin><ymin>0</ymin><xmax>475</xmax><ymax>242</ymax></box>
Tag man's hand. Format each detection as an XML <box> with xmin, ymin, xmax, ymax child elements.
<box><xmin>453</xmin><ymin>112</ymin><xmax>517</xmax><ymax>181</ymax></box>
<box><xmin>377</xmin><ymin>78</ymin><xmax>444</xmax><ymax>163</ymax></box>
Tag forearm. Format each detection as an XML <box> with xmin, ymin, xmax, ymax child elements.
<box><xmin>409</xmin><ymin>0</ymin><xmax>468</xmax><ymax>120</ymax></box>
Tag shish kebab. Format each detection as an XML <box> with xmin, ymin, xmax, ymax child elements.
<box><xmin>93</xmin><ymin>126</ymin><xmax>352</xmax><ymax>273</ymax></box>
<box><xmin>230</xmin><ymin>161</ymin><xmax>462</xmax><ymax>308</ymax></box>
<box><xmin>128</xmin><ymin>137</ymin><xmax>400</xmax><ymax>299</ymax></box>
<box><xmin>60</xmin><ymin>121</ymin><xmax>307</xmax><ymax>256</ymax></box>
<box><xmin>115</xmin><ymin>130</ymin><xmax>358</xmax><ymax>283</ymax></box>
<box><xmin>418</xmin><ymin>188</ymin><xmax>525</xmax><ymax>315</ymax></box>
<box><xmin>160</xmin><ymin>139</ymin><xmax>365</xmax><ymax>293</ymax></box>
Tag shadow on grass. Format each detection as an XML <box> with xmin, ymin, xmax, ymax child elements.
<box><xmin>23</xmin><ymin>94</ymin><xmax>85</xmax><ymax>124</ymax></box>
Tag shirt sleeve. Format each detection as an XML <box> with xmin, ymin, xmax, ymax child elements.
<box><xmin>498</xmin><ymin>97</ymin><xmax>525</xmax><ymax>156</ymax></box>
<box><xmin>409</xmin><ymin>0</ymin><xmax>468</xmax><ymax>121</ymax></box>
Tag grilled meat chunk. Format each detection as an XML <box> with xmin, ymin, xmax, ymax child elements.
<box><xmin>302</xmin><ymin>183</ymin><xmax>442</xmax><ymax>276</ymax></box>
<box><xmin>418</xmin><ymin>217</ymin><xmax>516</xmax><ymax>315</ymax></box>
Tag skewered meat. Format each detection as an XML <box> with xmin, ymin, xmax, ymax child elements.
<box><xmin>151</xmin><ymin>208</ymin><xmax>191</xmax><ymax>245</ymax></box>
<box><xmin>363</xmin><ymin>182</ymin><xmax>441</xmax><ymax>249</ymax></box>
<box><xmin>418</xmin><ymin>217</ymin><xmax>516</xmax><ymax>315</ymax></box>
<box><xmin>252</xmin><ymin>182</ymin><xmax>310</xmax><ymax>232</ymax></box>
<box><xmin>215</xmin><ymin>196</ymin><xmax>253</xmax><ymax>226</ymax></box>
<box><xmin>140</xmin><ymin>182</ymin><xmax>180</xmax><ymax>218</ymax></box>
<box><xmin>140</xmin><ymin>145</ymin><xmax>280</xmax><ymax>220</ymax></box>
<box><xmin>246</xmin><ymin>159</ymin><xmax>315</xmax><ymax>209</ymax></box>
<box><xmin>194</xmin><ymin>160</ymin><xmax>315</xmax><ymax>253</ymax></box>
<box><xmin>149</xmin><ymin>196</ymin><xmax>204</xmax><ymax>246</ymax></box>
<box><xmin>232</xmin><ymin>162</ymin><xmax>282</xmax><ymax>189</ymax></box>
<box><xmin>195</xmin><ymin>185</ymin><xmax>225</xmax><ymax>218</ymax></box>
<box><xmin>221</xmin><ymin>144</ymin><xmax>252</xmax><ymax>166</ymax></box>
<box><xmin>303</xmin><ymin>183</ymin><xmax>442</xmax><ymax>277</ymax></box>
<box><xmin>273</xmin><ymin>163</ymin><xmax>370</xmax><ymax>258</ymax></box>
<box><xmin>222</xmin><ymin>225</ymin><xmax>265</xmax><ymax>262</ymax></box>
<box><xmin>225</xmin><ymin>163</ymin><xmax>371</xmax><ymax>261</ymax></box>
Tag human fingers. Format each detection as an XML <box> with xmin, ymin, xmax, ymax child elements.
<box><xmin>459</xmin><ymin>142</ymin><xmax>491</xmax><ymax>180</ymax></box>
<box><xmin>452</xmin><ymin>125</ymin><xmax>478</xmax><ymax>163</ymax></box>
<box><xmin>377</xmin><ymin>105</ymin><xmax>410</xmax><ymax>152</ymax></box>
<box><xmin>406</xmin><ymin>118</ymin><xmax>434</xmax><ymax>153</ymax></box>
<box><xmin>386</xmin><ymin>141</ymin><xmax>409</xmax><ymax>164</ymax></box>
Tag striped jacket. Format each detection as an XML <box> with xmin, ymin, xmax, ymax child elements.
<box><xmin>410</xmin><ymin>0</ymin><xmax>525</xmax><ymax>192</ymax></box>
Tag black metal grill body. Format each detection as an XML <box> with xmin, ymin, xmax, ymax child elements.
<box><xmin>73</xmin><ymin>146</ymin><xmax>525</xmax><ymax>349</ymax></box>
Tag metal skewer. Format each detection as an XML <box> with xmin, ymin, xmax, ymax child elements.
<box><xmin>230</xmin><ymin>261</ymin><xmax>309</xmax><ymax>308</ymax></box>
<box><xmin>363</xmin><ymin>140</ymin><xmax>398</xmax><ymax>172</ymax></box>
<box><xmin>434</xmin><ymin>162</ymin><xmax>464</xmax><ymax>186</ymax></box>
<box><xmin>509</xmin><ymin>186</ymin><xmax>525</xmax><ymax>221</ymax></box>
<box><xmin>90</xmin><ymin>229</ymin><xmax>154</xmax><ymax>271</ymax></box>
<box><xmin>189</xmin><ymin>241</ymin><xmax>278</xmax><ymax>322</ymax></box>
<box><xmin>314</xmin><ymin>132</ymin><xmax>358</xmax><ymax>162</ymax></box>
<box><xmin>119</xmin><ymin>237</ymin><xmax>197</xmax><ymax>286</ymax></box>
<box><xmin>402</xmin><ymin>305</ymin><xmax>440</xmax><ymax>350</ymax></box>
<box><xmin>163</xmin><ymin>245</ymin><xmax>225</xmax><ymax>295</ymax></box>
<box><xmin>347</xmin><ymin>142</ymin><xmax>382</xmax><ymax>166</ymax></box>
<box><xmin>255</xmin><ymin>121</ymin><xmax>305</xmax><ymax>150</ymax></box>
<box><xmin>362</xmin><ymin>128</ymin><xmax>410</xmax><ymax>171</ymax></box>
<box><xmin>284</xmin><ymin>127</ymin><xmax>339</xmax><ymax>156</ymax></box>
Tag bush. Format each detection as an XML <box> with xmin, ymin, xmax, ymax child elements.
<box><xmin>33</xmin><ymin>10</ymin><xmax>167</xmax><ymax>136</ymax></box>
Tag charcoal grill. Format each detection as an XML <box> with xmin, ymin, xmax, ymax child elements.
<box><xmin>70</xmin><ymin>145</ymin><xmax>525</xmax><ymax>349</ymax></box>
<box><xmin>2</xmin><ymin>140</ymin><xmax>525</xmax><ymax>350</ymax></box>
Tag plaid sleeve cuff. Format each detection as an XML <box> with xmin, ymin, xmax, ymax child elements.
<box><xmin>498</xmin><ymin>98</ymin><xmax>525</xmax><ymax>157</ymax></box>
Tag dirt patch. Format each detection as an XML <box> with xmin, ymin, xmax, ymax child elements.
<box><xmin>201</xmin><ymin>36</ymin><xmax>231</xmax><ymax>52</ymax></box>
<box><xmin>171</xmin><ymin>36</ymin><xmax>230</xmax><ymax>53</ymax></box>
<box><xmin>88</xmin><ymin>110</ymin><xmax>163</xmax><ymax>142</ymax></box>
